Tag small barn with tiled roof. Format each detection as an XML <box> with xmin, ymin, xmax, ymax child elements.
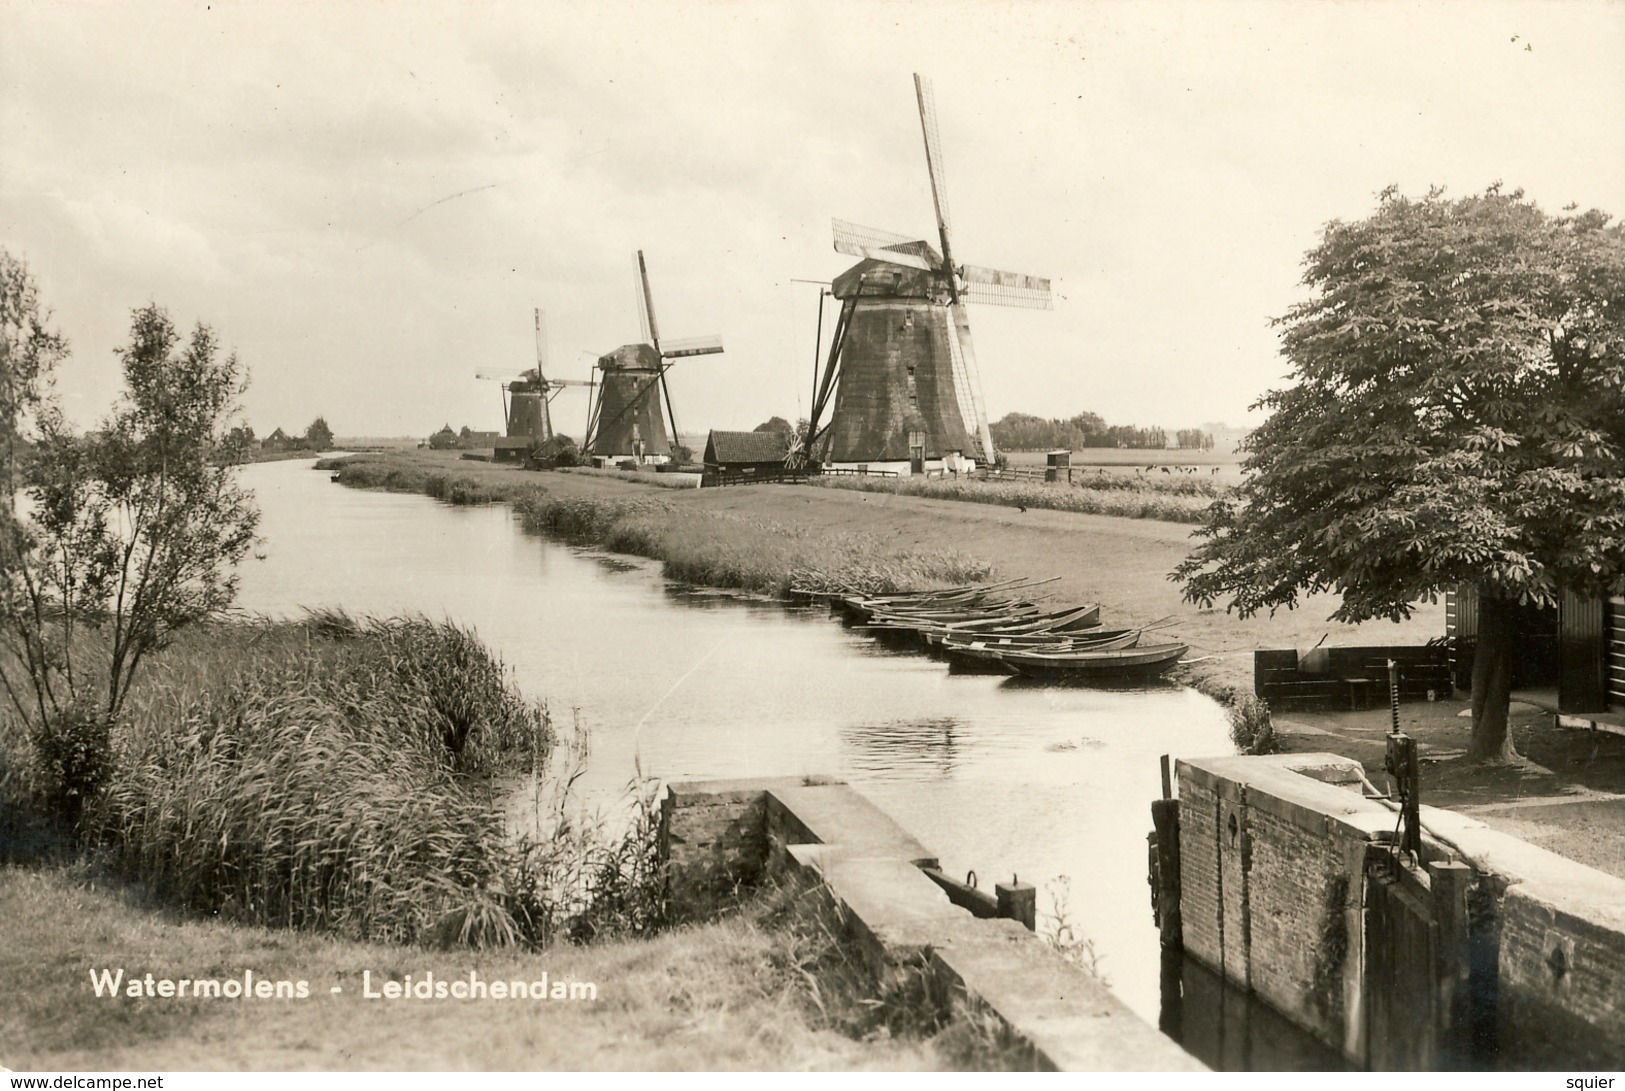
<box><xmin>703</xmin><ymin>430</ymin><xmax>791</xmax><ymax>476</ymax></box>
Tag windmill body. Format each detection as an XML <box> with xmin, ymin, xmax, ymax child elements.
<box><xmin>476</xmin><ymin>308</ymin><xmax>592</xmax><ymax>463</ymax></box>
<box><xmin>820</xmin><ymin>254</ymin><xmax>978</xmax><ymax>465</ymax></box>
<box><xmin>582</xmin><ymin>251</ymin><xmax>723</xmax><ymax>465</ymax></box>
<box><xmin>804</xmin><ymin>74</ymin><xmax>1051</xmax><ymax>475</ymax></box>
<box><xmin>588</xmin><ymin>343</ymin><xmax>673</xmax><ymax>462</ymax></box>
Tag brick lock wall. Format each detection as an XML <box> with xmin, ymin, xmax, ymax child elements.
<box><xmin>1497</xmin><ymin>890</ymin><xmax>1625</xmax><ymax>1068</ymax></box>
<box><xmin>661</xmin><ymin>781</ymin><xmax>776</xmax><ymax>919</ymax></box>
<box><xmin>1243</xmin><ymin>805</ymin><xmax>1358</xmax><ymax>1045</ymax></box>
<box><xmin>1178</xmin><ymin>779</ymin><xmax>1222</xmax><ymax>972</ymax></box>
<box><xmin>1218</xmin><ymin>792</ymin><xmax>1250</xmax><ymax>987</ymax></box>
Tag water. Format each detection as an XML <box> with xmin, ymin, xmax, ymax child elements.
<box><xmin>234</xmin><ymin>458</ymin><xmax>1237</xmax><ymax>1029</ymax></box>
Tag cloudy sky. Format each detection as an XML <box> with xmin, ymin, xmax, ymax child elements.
<box><xmin>4</xmin><ymin>0</ymin><xmax>1623</xmax><ymax>440</ymax></box>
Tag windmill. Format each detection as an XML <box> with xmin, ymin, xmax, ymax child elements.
<box><xmin>802</xmin><ymin>73</ymin><xmax>1051</xmax><ymax>472</ymax></box>
<box><xmin>475</xmin><ymin>308</ymin><xmax>594</xmax><ymax>462</ymax></box>
<box><xmin>582</xmin><ymin>251</ymin><xmax>724</xmax><ymax>464</ymax></box>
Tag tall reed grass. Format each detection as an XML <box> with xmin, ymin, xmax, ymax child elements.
<box><xmin>0</xmin><ymin>614</ymin><xmax>666</xmax><ymax>948</ymax></box>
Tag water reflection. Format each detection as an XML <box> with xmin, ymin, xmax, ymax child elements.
<box><xmin>1162</xmin><ymin>953</ymin><xmax>1353</xmax><ymax>1071</ymax></box>
<box><xmin>840</xmin><ymin>717</ymin><xmax>962</xmax><ymax>780</ymax></box>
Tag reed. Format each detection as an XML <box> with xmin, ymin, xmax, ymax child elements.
<box><xmin>808</xmin><ymin>474</ymin><xmax>1217</xmax><ymax>524</ymax></box>
<box><xmin>82</xmin><ymin>616</ymin><xmax>550</xmax><ymax>945</ymax></box>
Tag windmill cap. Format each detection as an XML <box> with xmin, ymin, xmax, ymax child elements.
<box><xmin>597</xmin><ymin>343</ymin><xmax>662</xmax><ymax>370</ymax></box>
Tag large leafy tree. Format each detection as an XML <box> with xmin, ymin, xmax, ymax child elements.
<box><xmin>1174</xmin><ymin>186</ymin><xmax>1625</xmax><ymax>762</ymax></box>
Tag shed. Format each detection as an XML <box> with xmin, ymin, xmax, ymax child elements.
<box><xmin>703</xmin><ymin>430</ymin><xmax>791</xmax><ymax>475</ymax></box>
<box><xmin>1445</xmin><ymin>585</ymin><xmax>1625</xmax><ymax>717</ymax></box>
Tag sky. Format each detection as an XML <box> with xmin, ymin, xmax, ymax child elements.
<box><xmin>3</xmin><ymin>0</ymin><xmax>1623</xmax><ymax>441</ymax></box>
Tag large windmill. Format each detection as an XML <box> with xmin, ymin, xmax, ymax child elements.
<box><xmin>803</xmin><ymin>74</ymin><xmax>1051</xmax><ymax>472</ymax></box>
<box><xmin>476</xmin><ymin>308</ymin><xmax>593</xmax><ymax>462</ymax></box>
<box><xmin>583</xmin><ymin>251</ymin><xmax>724</xmax><ymax>464</ymax></box>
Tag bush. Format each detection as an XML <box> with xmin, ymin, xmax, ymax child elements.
<box><xmin>32</xmin><ymin>704</ymin><xmax>113</xmax><ymax>829</ymax></box>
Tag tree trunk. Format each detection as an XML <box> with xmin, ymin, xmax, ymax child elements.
<box><xmin>1467</xmin><ymin>592</ymin><xmax>1521</xmax><ymax>763</ymax></box>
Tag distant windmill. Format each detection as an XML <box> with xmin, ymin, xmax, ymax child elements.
<box><xmin>803</xmin><ymin>73</ymin><xmax>1051</xmax><ymax>472</ymax></box>
<box><xmin>583</xmin><ymin>251</ymin><xmax>724</xmax><ymax>463</ymax></box>
<box><xmin>475</xmin><ymin>308</ymin><xmax>593</xmax><ymax>461</ymax></box>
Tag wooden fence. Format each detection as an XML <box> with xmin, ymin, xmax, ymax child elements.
<box><xmin>1253</xmin><ymin>644</ymin><xmax>1453</xmax><ymax>711</ymax></box>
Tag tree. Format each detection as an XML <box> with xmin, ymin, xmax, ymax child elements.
<box><xmin>1</xmin><ymin>302</ymin><xmax>260</xmax><ymax>744</ymax></box>
<box><xmin>306</xmin><ymin>417</ymin><xmax>334</xmax><ymax>451</ymax></box>
<box><xmin>1173</xmin><ymin>186</ymin><xmax>1625</xmax><ymax>763</ymax></box>
<box><xmin>753</xmin><ymin>416</ymin><xmax>792</xmax><ymax>434</ymax></box>
<box><xmin>1</xmin><ymin>251</ymin><xmax>70</xmax><ymax>502</ymax></box>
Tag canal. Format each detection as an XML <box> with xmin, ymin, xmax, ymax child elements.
<box><xmin>235</xmin><ymin>459</ymin><xmax>1250</xmax><ymax>1044</ymax></box>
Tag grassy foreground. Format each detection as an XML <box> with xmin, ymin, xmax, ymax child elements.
<box><xmin>0</xmin><ymin>864</ymin><xmax>1014</xmax><ymax>1071</ymax></box>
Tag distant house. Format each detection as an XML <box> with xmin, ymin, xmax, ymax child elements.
<box><xmin>262</xmin><ymin>427</ymin><xmax>298</xmax><ymax>452</ymax></box>
<box><xmin>463</xmin><ymin>430</ymin><xmax>501</xmax><ymax>447</ymax></box>
<box><xmin>703</xmin><ymin>430</ymin><xmax>790</xmax><ymax>481</ymax></box>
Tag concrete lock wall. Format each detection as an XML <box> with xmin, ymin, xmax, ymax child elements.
<box><xmin>1177</xmin><ymin>753</ymin><xmax>1625</xmax><ymax>1070</ymax></box>
<box><xmin>661</xmin><ymin>775</ymin><xmax>1205</xmax><ymax>1072</ymax></box>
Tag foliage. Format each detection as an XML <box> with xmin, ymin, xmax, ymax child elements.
<box><xmin>304</xmin><ymin>416</ymin><xmax>335</xmax><ymax>451</ymax></box>
<box><xmin>990</xmin><ymin>411</ymin><xmax>1167</xmax><ymax>451</ymax></box>
<box><xmin>1</xmin><ymin>306</ymin><xmax>260</xmax><ymax>740</ymax></box>
<box><xmin>29</xmin><ymin>702</ymin><xmax>113</xmax><ymax>827</ymax></box>
<box><xmin>1174</xmin><ymin>185</ymin><xmax>1625</xmax><ymax>760</ymax></box>
<box><xmin>84</xmin><ymin>617</ymin><xmax>549</xmax><ymax>942</ymax></box>
<box><xmin>0</xmin><ymin>250</ymin><xmax>70</xmax><ymax>502</ymax></box>
<box><xmin>753</xmin><ymin>415</ymin><xmax>793</xmax><ymax>434</ymax></box>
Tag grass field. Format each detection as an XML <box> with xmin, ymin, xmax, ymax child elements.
<box><xmin>1002</xmin><ymin>446</ymin><xmax>1247</xmax><ymax>486</ymax></box>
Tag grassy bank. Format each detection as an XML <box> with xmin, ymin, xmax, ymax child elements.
<box><xmin>322</xmin><ymin>452</ymin><xmax>993</xmax><ymax>596</ymax></box>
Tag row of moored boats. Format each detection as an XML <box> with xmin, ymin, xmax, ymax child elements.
<box><xmin>797</xmin><ymin>577</ymin><xmax>1189</xmax><ymax>682</ymax></box>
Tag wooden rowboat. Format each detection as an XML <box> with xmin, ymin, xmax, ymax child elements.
<box><xmin>1001</xmin><ymin>642</ymin><xmax>1189</xmax><ymax>680</ymax></box>
<box><xmin>941</xmin><ymin>630</ymin><xmax>1142</xmax><ymax>671</ymax></box>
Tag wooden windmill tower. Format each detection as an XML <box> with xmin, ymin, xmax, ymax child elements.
<box><xmin>803</xmin><ymin>74</ymin><xmax>1051</xmax><ymax>472</ymax></box>
<box><xmin>476</xmin><ymin>308</ymin><xmax>593</xmax><ymax>461</ymax></box>
<box><xmin>583</xmin><ymin>251</ymin><xmax>723</xmax><ymax>464</ymax></box>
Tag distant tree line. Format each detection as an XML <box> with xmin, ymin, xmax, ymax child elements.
<box><xmin>990</xmin><ymin>412</ymin><xmax>1204</xmax><ymax>451</ymax></box>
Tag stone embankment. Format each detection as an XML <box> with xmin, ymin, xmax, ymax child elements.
<box><xmin>661</xmin><ymin>776</ymin><xmax>1204</xmax><ymax>1073</ymax></box>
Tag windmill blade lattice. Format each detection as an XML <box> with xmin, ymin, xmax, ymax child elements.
<box><xmin>913</xmin><ymin>74</ymin><xmax>953</xmax><ymax>244</ymax></box>
<box><xmin>960</xmin><ymin>265</ymin><xmax>1054</xmax><ymax>310</ymax></box>
<box><xmin>832</xmin><ymin>218</ymin><xmax>919</xmax><ymax>255</ymax></box>
<box><xmin>660</xmin><ymin>335</ymin><xmax>725</xmax><ymax>358</ymax></box>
